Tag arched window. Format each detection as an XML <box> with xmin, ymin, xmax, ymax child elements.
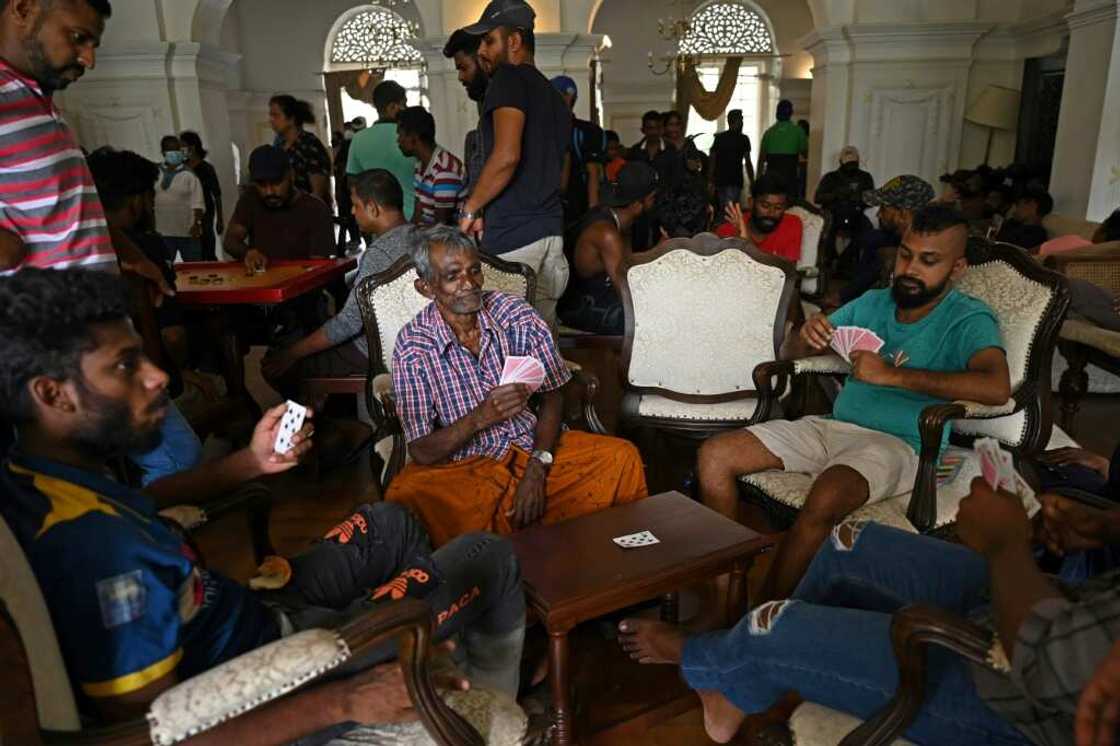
<box><xmin>328</xmin><ymin>6</ymin><xmax>422</xmax><ymax>68</ymax></box>
<box><xmin>679</xmin><ymin>1</ymin><xmax>781</xmax><ymax>174</ymax></box>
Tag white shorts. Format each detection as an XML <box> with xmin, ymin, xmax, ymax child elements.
<box><xmin>747</xmin><ymin>416</ymin><xmax>920</xmax><ymax>504</ymax></box>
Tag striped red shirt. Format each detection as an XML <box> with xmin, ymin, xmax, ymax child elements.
<box><xmin>413</xmin><ymin>145</ymin><xmax>465</xmax><ymax>226</ymax></box>
<box><xmin>0</xmin><ymin>58</ymin><xmax>115</xmax><ymax>273</ymax></box>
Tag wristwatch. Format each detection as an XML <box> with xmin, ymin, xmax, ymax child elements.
<box><xmin>458</xmin><ymin>208</ymin><xmax>481</xmax><ymax>222</ymax></box>
<box><xmin>530</xmin><ymin>449</ymin><xmax>554</xmax><ymax>469</ymax></box>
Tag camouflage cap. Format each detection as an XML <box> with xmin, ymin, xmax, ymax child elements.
<box><xmin>863</xmin><ymin>175</ymin><xmax>934</xmax><ymax>211</ymax></box>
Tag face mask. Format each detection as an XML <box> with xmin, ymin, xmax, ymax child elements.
<box><xmin>841</xmin><ymin>161</ymin><xmax>859</xmax><ymax>173</ymax></box>
<box><xmin>164</xmin><ymin>151</ymin><xmax>185</xmax><ymax>167</ymax></box>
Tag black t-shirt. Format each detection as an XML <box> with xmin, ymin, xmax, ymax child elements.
<box><xmin>481</xmin><ymin>63</ymin><xmax>571</xmax><ymax>254</ymax></box>
<box><xmin>995</xmin><ymin>220</ymin><xmax>1048</xmax><ymax>251</ymax></box>
<box><xmin>710</xmin><ymin>131</ymin><xmax>751</xmax><ymax>188</ymax></box>
<box><xmin>565</xmin><ymin>118</ymin><xmax>606</xmax><ymax>224</ymax></box>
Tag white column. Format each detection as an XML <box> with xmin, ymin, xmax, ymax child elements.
<box><xmin>801</xmin><ymin>27</ymin><xmax>854</xmax><ymax>197</ymax></box>
<box><xmin>536</xmin><ymin>33</ymin><xmax>609</xmax><ymax>122</ymax></box>
<box><xmin>1050</xmin><ymin>0</ymin><xmax>1120</xmax><ymax>220</ymax></box>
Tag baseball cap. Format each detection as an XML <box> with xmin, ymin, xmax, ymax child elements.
<box><xmin>551</xmin><ymin>75</ymin><xmax>578</xmax><ymax>101</ymax></box>
<box><xmin>248</xmin><ymin>145</ymin><xmax>290</xmax><ymax>182</ymax></box>
<box><xmin>602</xmin><ymin>161</ymin><xmax>658</xmax><ymax>207</ymax></box>
<box><xmin>839</xmin><ymin>145</ymin><xmax>860</xmax><ymax>164</ymax></box>
<box><xmin>462</xmin><ymin>0</ymin><xmax>536</xmax><ymax>35</ymax></box>
<box><xmin>863</xmin><ymin>175</ymin><xmax>934</xmax><ymax>211</ymax></box>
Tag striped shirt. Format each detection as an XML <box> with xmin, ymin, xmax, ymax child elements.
<box><xmin>392</xmin><ymin>291</ymin><xmax>571</xmax><ymax>462</ymax></box>
<box><xmin>413</xmin><ymin>145</ymin><xmax>465</xmax><ymax>226</ymax></box>
<box><xmin>0</xmin><ymin>59</ymin><xmax>115</xmax><ymax>273</ymax></box>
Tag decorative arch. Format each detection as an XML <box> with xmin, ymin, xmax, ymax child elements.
<box><xmin>322</xmin><ymin>4</ymin><xmax>424</xmax><ymax>73</ymax></box>
<box><xmin>681</xmin><ymin>1</ymin><xmax>778</xmax><ymax>57</ymax></box>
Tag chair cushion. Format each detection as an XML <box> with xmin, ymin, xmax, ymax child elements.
<box><xmin>147</xmin><ymin>628</ymin><xmax>351</xmax><ymax>745</ymax></box>
<box><xmin>629</xmin><ymin>392</ymin><xmax>761</xmax><ymax>422</ymax></box>
<box><xmin>790</xmin><ymin>702</ymin><xmax>916</xmax><ymax>746</ymax></box>
<box><xmin>741</xmin><ymin>446</ymin><xmax>1041</xmax><ymax>533</ymax></box>
<box><xmin>0</xmin><ymin>515</ymin><xmax>81</xmax><ymax>730</ymax></box>
<box><xmin>324</xmin><ymin>687</ymin><xmax>527</xmax><ymax>746</ymax></box>
<box><xmin>626</xmin><ymin>248</ymin><xmax>787</xmax><ymax>395</ymax></box>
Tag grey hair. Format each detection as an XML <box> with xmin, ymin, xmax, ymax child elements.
<box><xmin>411</xmin><ymin>225</ymin><xmax>478</xmax><ymax>281</ymax></box>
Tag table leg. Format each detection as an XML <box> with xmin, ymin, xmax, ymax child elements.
<box><xmin>727</xmin><ymin>558</ymin><xmax>750</xmax><ymax>625</ymax></box>
<box><xmin>659</xmin><ymin>592</ymin><xmax>679</xmax><ymax>624</ymax></box>
<box><xmin>549</xmin><ymin>630</ymin><xmax>574</xmax><ymax>746</ymax></box>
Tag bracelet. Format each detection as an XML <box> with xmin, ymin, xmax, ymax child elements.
<box><xmin>458</xmin><ymin>208</ymin><xmax>480</xmax><ymax>222</ymax></box>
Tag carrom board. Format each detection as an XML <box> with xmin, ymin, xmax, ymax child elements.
<box><xmin>174</xmin><ymin>258</ymin><xmax>356</xmax><ymax>306</ymax></box>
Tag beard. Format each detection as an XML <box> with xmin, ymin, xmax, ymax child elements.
<box><xmin>72</xmin><ymin>382</ymin><xmax>169</xmax><ymax>459</ymax></box>
<box><xmin>466</xmin><ymin>71</ymin><xmax>489</xmax><ymax>102</ymax></box>
<box><xmin>751</xmin><ymin>213</ymin><xmax>780</xmax><ymax>234</ymax></box>
<box><xmin>24</xmin><ymin>33</ymin><xmax>84</xmax><ymax>92</ymax></box>
<box><xmin>262</xmin><ymin>196</ymin><xmax>286</xmax><ymax>209</ymax></box>
<box><xmin>891</xmin><ymin>274</ymin><xmax>949</xmax><ymax>310</ymax></box>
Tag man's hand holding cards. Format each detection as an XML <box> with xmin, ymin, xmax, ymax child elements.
<box><xmin>499</xmin><ymin>355</ymin><xmax>546</xmax><ymax>392</ymax></box>
<box><xmin>829</xmin><ymin>325</ymin><xmax>885</xmax><ymax>363</ymax></box>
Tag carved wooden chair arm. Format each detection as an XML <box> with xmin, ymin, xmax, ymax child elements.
<box><xmin>841</xmin><ymin>604</ymin><xmax>996</xmax><ymax>746</ymax></box>
<box><xmin>566</xmin><ymin>368</ymin><xmax>608</xmax><ymax>435</ymax></box>
<box><xmin>752</xmin><ymin>356</ymin><xmax>847</xmax><ymax>423</ymax></box>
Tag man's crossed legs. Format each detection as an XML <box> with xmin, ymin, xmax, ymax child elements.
<box><xmin>619</xmin><ymin>522</ymin><xmax>1028</xmax><ymax>744</ymax></box>
<box><xmin>699</xmin><ymin>416</ymin><xmax>920</xmax><ymax>602</ymax></box>
<box><xmin>263</xmin><ymin>502</ymin><xmax>526</xmax><ymax>696</ymax></box>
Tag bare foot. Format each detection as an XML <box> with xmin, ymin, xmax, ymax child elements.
<box><xmin>617</xmin><ymin>618</ymin><xmax>685</xmax><ymax>664</ymax></box>
<box><xmin>698</xmin><ymin>689</ymin><xmax>747</xmax><ymax>744</ymax></box>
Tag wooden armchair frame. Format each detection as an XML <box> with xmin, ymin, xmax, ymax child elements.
<box><xmin>748</xmin><ymin>239</ymin><xmax>1070</xmax><ymax>531</ymax></box>
<box><xmin>2</xmin><ymin>597</ymin><xmax>482</xmax><ymax>746</ymax></box>
<box><xmin>615</xmin><ymin>233</ymin><xmax>800</xmax><ymax>438</ymax></box>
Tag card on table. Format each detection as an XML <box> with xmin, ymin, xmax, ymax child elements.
<box><xmin>613</xmin><ymin>530</ymin><xmax>660</xmax><ymax>549</ymax></box>
<box><xmin>273</xmin><ymin>400</ymin><xmax>307</xmax><ymax>454</ymax></box>
<box><xmin>499</xmin><ymin>355</ymin><xmax>547</xmax><ymax>391</ymax></box>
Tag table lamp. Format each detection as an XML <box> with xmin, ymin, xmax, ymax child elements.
<box><xmin>965</xmin><ymin>85</ymin><xmax>1021</xmax><ymax>165</ymax></box>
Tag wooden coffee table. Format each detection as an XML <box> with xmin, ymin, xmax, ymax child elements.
<box><xmin>509</xmin><ymin>491</ymin><xmax>773</xmax><ymax>745</ymax></box>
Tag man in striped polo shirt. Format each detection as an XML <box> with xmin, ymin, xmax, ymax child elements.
<box><xmin>396</xmin><ymin>106</ymin><xmax>465</xmax><ymax>227</ymax></box>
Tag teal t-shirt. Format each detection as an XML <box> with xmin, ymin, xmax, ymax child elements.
<box><xmin>760</xmin><ymin>121</ymin><xmax>808</xmax><ymax>156</ymax></box>
<box><xmin>346</xmin><ymin>121</ymin><xmax>417</xmax><ymax>220</ymax></box>
<box><xmin>828</xmin><ymin>288</ymin><xmax>1004</xmax><ymax>453</ymax></box>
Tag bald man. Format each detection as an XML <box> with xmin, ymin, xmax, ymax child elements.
<box><xmin>698</xmin><ymin>204</ymin><xmax>1011</xmax><ymax>602</ymax></box>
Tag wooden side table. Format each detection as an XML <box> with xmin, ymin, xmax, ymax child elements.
<box><xmin>510</xmin><ymin>492</ymin><xmax>773</xmax><ymax>745</ymax></box>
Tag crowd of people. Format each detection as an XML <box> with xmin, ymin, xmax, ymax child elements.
<box><xmin>2</xmin><ymin>0</ymin><xmax>1120</xmax><ymax>745</ymax></box>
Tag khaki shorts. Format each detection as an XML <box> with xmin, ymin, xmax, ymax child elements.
<box><xmin>747</xmin><ymin>416</ymin><xmax>920</xmax><ymax>503</ymax></box>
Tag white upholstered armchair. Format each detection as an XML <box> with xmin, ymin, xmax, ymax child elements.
<box><xmin>742</xmin><ymin>240</ymin><xmax>1071</xmax><ymax>533</ymax></box>
<box><xmin>617</xmin><ymin>234</ymin><xmax>799</xmax><ymax>438</ymax></box>
<box><xmin>788</xmin><ymin>200</ymin><xmax>830</xmax><ymax>298</ymax></box>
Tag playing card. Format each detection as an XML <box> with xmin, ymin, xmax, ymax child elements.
<box><xmin>499</xmin><ymin>355</ymin><xmax>546</xmax><ymax>391</ymax></box>
<box><xmin>830</xmin><ymin>326</ymin><xmax>884</xmax><ymax>362</ymax></box>
<box><xmin>612</xmin><ymin>530</ymin><xmax>660</xmax><ymax>549</ymax></box>
<box><xmin>975</xmin><ymin>437</ymin><xmax>1003</xmax><ymax>489</ymax></box>
<box><xmin>273</xmin><ymin>400</ymin><xmax>307</xmax><ymax>454</ymax></box>
<box><xmin>849</xmin><ymin>330</ymin><xmax>885</xmax><ymax>355</ymax></box>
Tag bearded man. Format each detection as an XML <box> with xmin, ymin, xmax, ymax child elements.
<box><xmin>698</xmin><ymin>203</ymin><xmax>1012</xmax><ymax>603</ymax></box>
<box><xmin>727</xmin><ymin>173</ymin><xmax>803</xmax><ymax>263</ymax></box>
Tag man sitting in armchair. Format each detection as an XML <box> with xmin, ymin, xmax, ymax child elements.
<box><xmin>698</xmin><ymin>204</ymin><xmax>1011</xmax><ymax>602</ymax></box>
<box><xmin>385</xmin><ymin>225</ymin><xmax>648</xmax><ymax>547</ymax></box>
<box><xmin>0</xmin><ymin>269</ymin><xmax>526</xmax><ymax>741</ymax></box>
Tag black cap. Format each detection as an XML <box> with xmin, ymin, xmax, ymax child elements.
<box><xmin>462</xmin><ymin>0</ymin><xmax>536</xmax><ymax>35</ymax></box>
<box><xmin>602</xmin><ymin>162</ymin><xmax>658</xmax><ymax>207</ymax></box>
<box><xmin>248</xmin><ymin>145</ymin><xmax>290</xmax><ymax>182</ymax></box>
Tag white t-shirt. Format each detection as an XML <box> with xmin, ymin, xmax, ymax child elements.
<box><xmin>154</xmin><ymin>167</ymin><xmax>204</xmax><ymax>237</ymax></box>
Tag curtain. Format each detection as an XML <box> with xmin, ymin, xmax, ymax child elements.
<box><xmin>675</xmin><ymin>56</ymin><xmax>742</xmax><ymax>121</ymax></box>
<box><xmin>323</xmin><ymin>69</ymin><xmax>385</xmax><ymax>134</ymax></box>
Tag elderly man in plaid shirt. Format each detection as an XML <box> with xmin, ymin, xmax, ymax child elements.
<box><xmin>385</xmin><ymin>225</ymin><xmax>647</xmax><ymax>546</ymax></box>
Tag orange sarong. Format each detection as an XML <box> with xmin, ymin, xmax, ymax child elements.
<box><xmin>385</xmin><ymin>430</ymin><xmax>648</xmax><ymax>547</ymax></box>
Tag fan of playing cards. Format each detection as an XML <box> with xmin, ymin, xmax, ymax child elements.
<box><xmin>974</xmin><ymin>437</ymin><xmax>1033</xmax><ymax>499</ymax></box>
<box><xmin>830</xmin><ymin>325</ymin><xmax>885</xmax><ymax>363</ymax></box>
<box><xmin>499</xmin><ymin>355</ymin><xmax>546</xmax><ymax>392</ymax></box>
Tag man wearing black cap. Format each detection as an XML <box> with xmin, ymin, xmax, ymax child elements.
<box><xmin>225</xmin><ymin>145</ymin><xmax>335</xmax><ymax>272</ymax></box>
<box><xmin>456</xmin><ymin>0</ymin><xmax>572</xmax><ymax>329</ymax></box>
<box><xmin>557</xmin><ymin>162</ymin><xmax>658</xmax><ymax>335</ymax></box>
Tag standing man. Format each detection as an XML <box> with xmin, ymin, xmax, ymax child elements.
<box><xmin>626</xmin><ymin>110</ymin><xmax>671</xmax><ymax>251</ymax></box>
<box><xmin>441</xmin><ymin>29</ymin><xmax>490</xmax><ymax>199</ymax></box>
<box><xmin>552</xmin><ymin>74</ymin><xmax>606</xmax><ymax>226</ymax></box>
<box><xmin>758</xmin><ymin>99</ymin><xmax>808</xmax><ymax>194</ymax></box>
<box><xmin>708</xmin><ymin>109</ymin><xmax>754</xmax><ymax>208</ymax></box>
<box><xmin>153</xmin><ymin>135</ymin><xmax>205</xmax><ymax>262</ymax></box>
<box><xmin>396</xmin><ymin>106</ymin><xmax>465</xmax><ymax>227</ymax></box>
<box><xmin>347</xmin><ymin>80</ymin><xmax>417</xmax><ymax>222</ymax></box>
<box><xmin>457</xmin><ymin>0</ymin><xmax>572</xmax><ymax>329</ymax></box>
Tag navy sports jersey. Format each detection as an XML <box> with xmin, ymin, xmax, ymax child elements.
<box><xmin>0</xmin><ymin>453</ymin><xmax>278</xmax><ymax>708</ymax></box>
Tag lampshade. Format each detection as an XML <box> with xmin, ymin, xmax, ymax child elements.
<box><xmin>965</xmin><ymin>85</ymin><xmax>1021</xmax><ymax>130</ymax></box>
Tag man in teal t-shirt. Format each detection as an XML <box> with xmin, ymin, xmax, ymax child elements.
<box><xmin>347</xmin><ymin>80</ymin><xmax>417</xmax><ymax>221</ymax></box>
<box><xmin>698</xmin><ymin>204</ymin><xmax>1011</xmax><ymax>602</ymax></box>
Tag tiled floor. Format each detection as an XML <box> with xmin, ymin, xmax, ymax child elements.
<box><xmin>191</xmin><ymin>350</ymin><xmax>1119</xmax><ymax>745</ymax></box>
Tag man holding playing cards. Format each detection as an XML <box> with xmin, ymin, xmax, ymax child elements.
<box><xmin>699</xmin><ymin>203</ymin><xmax>1011</xmax><ymax>603</ymax></box>
<box><xmin>385</xmin><ymin>225</ymin><xmax>648</xmax><ymax>547</ymax></box>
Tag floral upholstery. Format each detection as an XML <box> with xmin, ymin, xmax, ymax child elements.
<box><xmin>741</xmin><ymin>446</ymin><xmax>1041</xmax><ymax>533</ymax></box>
<box><xmin>789</xmin><ymin>206</ymin><xmax>825</xmax><ymax>295</ymax></box>
<box><xmin>792</xmin><ymin>354</ymin><xmax>850</xmax><ymax>376</ymax></box>
<box><xmin>0</xmin><ymin>514</ymin><xmax>82</xmax><ymax>731</ymax></box>
<box><xmin>325</xmin><ymin>687</ymin><xmax>526</xmax><ymax>746</ymax></box>
<box><xmin>629</xmin><ymin>393</ymin><xmax>761</xmax><ymax>422</ymax></box>
<box><xmin>148</xmin><ymin>629</ymin><xmax>351</xmax><ymax>745</ymax></box>
<box><xmin>362</xmin><ymin>267</ymin><xmax>531</xmax><ymax>373</ymax></box>
<box><xmin>790</xmin><ymin>702</ymin><xmax>916</xmax><ymax>746</ymax></box>
<box><xmin>626</xmin><ymin>248</ymin><xmax>786</xmax><ymax>396</ymax></box>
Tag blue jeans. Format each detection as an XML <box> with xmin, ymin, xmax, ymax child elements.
<box><xmin>680</xmin><ymin>523</ymin><xmax>1029</xmax><ymax>744</ymax></box>
<box><xmin>129</xmin><ymin>401</ymin><xmax>203</xmax><ymax>486</ymax></box>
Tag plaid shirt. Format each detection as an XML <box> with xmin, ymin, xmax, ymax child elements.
<box><xmin>392</xmin><ymin>291</ymin><xmax>571</xmax><ymax>462</ymax></box>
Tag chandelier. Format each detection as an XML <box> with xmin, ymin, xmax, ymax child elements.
<box><xmin>647</xmin><ymin>0</ymin><xmax>699</xmax><ymax>76</ymax></box>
